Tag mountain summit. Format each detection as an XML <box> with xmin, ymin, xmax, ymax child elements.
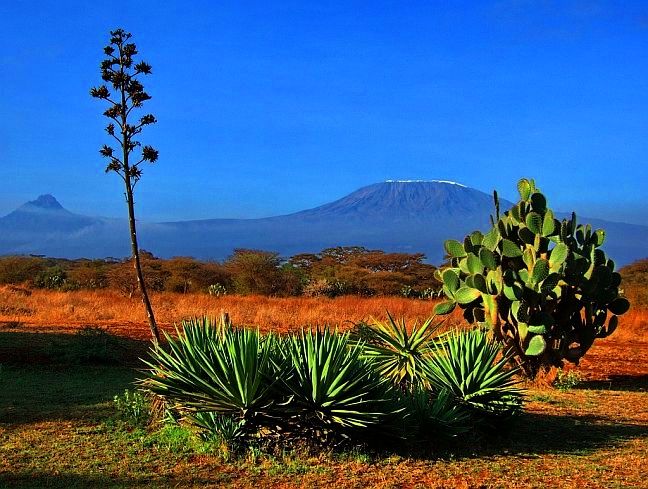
<box><xmin>1</xmin><ymin>194</ymin><xmax>97</xmax><ymax>247</ymax></box>
<box><xmin>292</xmin><ymin>180</ymin><xmax>511</xmax><ymax>220</ymax></box>
<box><xmin>20</xmin><ymin>194</ymin><xmax>66</xmax><ymax>212</ymax></box>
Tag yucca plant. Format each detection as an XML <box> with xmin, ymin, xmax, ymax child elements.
<box><xmin>278</xmin><ymin>328</ymin><xmax>399</xmax><ymax>442</ymax></box>
<box><xmin>143</xmin><ymin>316</ymin><xmax>281</xmax><ymax>432</ymax></box>
<box><xmin>423</xmin><ymin>329</ymin><xmax>523</xmax><ymax>420</ymax></box>
<box><xmin>402</xmin><ymin>388</ymin><xmax>471</xmax><ymax>442</ymax></box>
<box><xmin>354</xmin><ymin>313</ymin><xmax>445</xmax><ymax>390</ymax></box>
<box><xmin>187</xmin><ymin>411</ymin><xmax>247</xmax><ymax>446</ymax></box>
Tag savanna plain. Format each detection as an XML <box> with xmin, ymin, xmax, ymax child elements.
<box><xmin>1</xmin><ymin>277</ymin><xmax>647</xmax><ymax>489</ymax></box>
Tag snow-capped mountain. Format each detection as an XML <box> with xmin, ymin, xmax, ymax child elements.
<box><xmin>1</xmin><ymin>182</ymin><xmax>645</xmax><ymax>265</ymax></box>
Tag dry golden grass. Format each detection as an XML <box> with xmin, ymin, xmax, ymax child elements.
<box><xmin>1</xmin><ymin>288</ymin><xmax>647</xmax><ymax>488</ymax></box>
<box><xmin>0</xmin><ymin>287</ymin><xmax>468</xmax><ymax>336</ymax></box>
<box><xmin>1</xmin><ymin>286</ymin><xmax>646</xmax><ymax>342</ymax></box>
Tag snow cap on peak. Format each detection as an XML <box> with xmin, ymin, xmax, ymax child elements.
<box><xmin>384</xmin><ymin>179</ymin><xmax>466</xmax><ymax>187</ymax></box>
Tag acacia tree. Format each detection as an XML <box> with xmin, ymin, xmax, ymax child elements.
<box><xmin>90</xmin><ymin>28</ymin><xmax>160</xmax><ymax>342</ymax></box>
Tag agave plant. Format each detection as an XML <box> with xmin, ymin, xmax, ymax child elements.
<box><xmin>423</xmin><ymin>329</ymin><xmax>523</xmax><ymax>419</ymax></box>
<box><xmin>187</xmin><ymin>411</ymin><xmax>247</xmax><ymax>444</ymax></box>
<box><xmin>278</xmin><ymin>328</ymin><xmax>399</xmax><ymax>439</ymax></box>
<box><xmin>354</xmin><ymin>313</ymin><xmax>445</xmax><ymax>390</ymax></box>
<box><xmin>143</xmin><ymin>316</ymin><xmax>281</xmax><ymax>429</ymax></box>
<box><xmin>403</xmin><ymin>388</ymin><xmax>471</xmax><ymax>442</ymax></box>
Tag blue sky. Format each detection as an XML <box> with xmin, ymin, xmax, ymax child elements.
<box><xmin>1</xmin><ymin>1</ymin><xmax>647</xmax><ymax>224</ymax></box>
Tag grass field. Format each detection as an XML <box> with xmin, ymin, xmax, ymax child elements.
<box><xmin>1</xmin><ymin>290</ymin><xmax>647</xmax><ymax>488</ymax></box>
<box><xmin>2</xmin><ymin>287</ymin><xmax>646</xmax><ymax>340</ymax></box>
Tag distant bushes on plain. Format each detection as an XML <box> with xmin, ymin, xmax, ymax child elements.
<box><xmin>0</xmin><ymin>246</ymin><xmax>440</xmax><ymax>298</ymax></box>
<box><xmin>1</xmin><ymin>249</ymin><xmax>643</xmax><ymax>304</ymax></box>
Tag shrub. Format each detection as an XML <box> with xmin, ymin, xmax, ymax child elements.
<box><xmin>187</xmin><ymin>411</ymin><xmax>247</xmax><ymax>459</ymax></box>
<box><xmin>419</xmin><ymin>287</ymin><xmax>443</xmax><ymax>300</ymax></box>
<box><xmin>144</xmin><ymin>316</ymin><xmax>281</xmax><ymax>435</ymax></box>
<box><xmin>0</xmin><ymin>256</ymin><xmax>47</xmax><ymax>285</ymax></box>
<box><xmin>553</xmin><ymin>369</ymin><xmax>582</xmax><ymax>391</ymax></box>
<box><xmin>353</xmin><ymin>314</ymin><xmax>444</xmax><ymax>390</ymax></box>
<box><xmin>402</xmin><ymin>388</ymin><xmax>471</xmax><ymax>442</ymax></box>
<box><xmin>619</xmin><ymin>258</ymin><xmax>648</xmax><ymax>307</ymax></box>
<box><xmin>68</xmin><ymin>261</ymin><xmax>109</xmax><ymax>289</ymax></box>
<box><xmin>35</xmin><ymin>265</ymin><xmax>67</xmax><ymax>289</ymax></box>
<box><xmin>302</xmin><ymin>279</ymin><xmax>334</xmax><ymax>297</ymax></box>
<box><xmin>225</xmin><ymin>249</ymin><xmax>285</xmax><ymax>295</ymax></box>
<box><xmin>144</xmin><ymin>315</ymin><xmax>525</xmax><ymax>454</ymax></box>
<box><xmin>434</xmin><ymin>178</ymin><xmax>630</xmax><ymax>377</ymax></box>
<box><xmin>114</xmin><ymin>389</ymin><xmax>151</xmax><ymax>428</ymax></box>
<box><xmin>207</xmin><ymin>283</ymin><xmax>227</xmax><ymax>296</ymax></box>
<box><xmin>423</xmin><ymin>329</ymin><xmax>523</xmax><ymax>421</ymax></box>
<box><xmin>277</xmin><ymin>328</ymin><xmax>400</xmax><ymax>443</ymax></box>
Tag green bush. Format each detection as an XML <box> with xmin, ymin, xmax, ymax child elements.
<box><xmin>553</xmin><ymin>369</ymin><xmax>582</xmax><ymax>391</ymax></box>
<box><xmin>352</xmin><ymin>314</ymin><xmax>444</xmax><ymax>390</ymax></box>
<box><xmin>402</xmin><ymin>388</ymin><xmax>471</xmax><ymax>443</ymax></box>
<box><xmin>35</xmin><ymin>265</ymin><xmax>67</xmax><ymax>289</ymax></box>
<box><xmin>188</xmin><ymin>411</ymin><xmax>245</xmax><ymax>443</ymax></box>
<box><xmin>143</xmin><ymin>315</ymin><xmax>524</xmax><ymax>453</ymax></box>
<box><xmin>423</xmin><ymin>329</ymin><xmax>523</xmax><ymax>421</ymax></box>
<box><xmin>114</xmin><ymin>389</ymin><xmax>150</xmax><ymax>428</ymax></box>
<box><xmin>277</xmin><ymin>328</ymin><xmax>400</xmax><ymax>443</ymax></box>
<box><xmin>207</xmin><ymin>283</ymin><xmax>227</xmax><ymax>296</ymax></box>
<box><xmin>144</xmin><ymin>316</ymin><xmax>281</xmax><ymax>435</ymax></box>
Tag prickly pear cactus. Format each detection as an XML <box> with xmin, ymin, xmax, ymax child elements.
<box><xmin>434</xmin><ymin>178</ymin><xmax>630</xmax><ymax>377</ymax></box>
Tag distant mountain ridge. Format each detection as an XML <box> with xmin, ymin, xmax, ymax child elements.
<box><xmin>1</xmin><ymin>194</ymin><xmax>97</xmax><ymax>235</ymax></box>
<box><xmin>286</xmin><ymin>181</ymin><xmax>514</xmax><ymax>220</ymax></box>
<box><xmin>1</xmin><ymin>182</ymin><xmax>646</xmax><ymax>265</ymax></box>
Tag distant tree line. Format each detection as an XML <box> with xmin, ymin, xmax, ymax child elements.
<box><xmin>0</xmin><ymin>247</ymin><xmax>443</xmax><ymax>298</ymax></box>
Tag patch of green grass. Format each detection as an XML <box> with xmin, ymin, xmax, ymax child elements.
<box><xmin>530</xmin><ymin>393</ymin><xmax>554</xmax><ymax>403</ymax></box>
<box><xmin>0</xmin><ymin>365</ymin><xmax>138</xmax><ymax>423</ymax></box>
<box><xmin>336</xmin><ymin>446</ymin><xmax>373</xmax><ymax>464</ymax></box>
<box><xmin>113</xmin><ymin>389</ymin><xmax>151</xmax><ymax>428</ymax></box>
<box><xmin>554</xmin><ymin>369</ymin><xmax>583</xmax><ymax>391</ymax></box>
<box><xmin>143</xmin><ymin>424</ymin><xmax>214</xmax><ymax>455</ymax></box>
<box><xmin>265</xmin><ymin>455</ymin><xmax>329</xmax><ymax>476</ymax></box>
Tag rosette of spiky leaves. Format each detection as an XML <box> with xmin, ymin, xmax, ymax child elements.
<box><xmin>187</xmin><ymin>411</ymin><xmax>247</xmax><ymax>446</ymax></box>
<box><xmin>354</xmin><ymin>313</ymin><xmax>445</xmax><ymax>390</ymax></box>
<box><xmin>278</xmin><ymin>328</ymin><xmax>399</xmax><ymax>440</ymax></box>
<box><xmin>423</xmin><ymin>329</ymin><xmax>523</xmax><ymax>420</ymax></box>
<box><xmin>434</xmin><ymin>177</ymin><xmax>630</xmax><ymax>377</ymax></box>
<box><xmin>402</xmin><ymin>388</ymin><xmax>471</xmax><ymax>443</ymax></box>
<box><xmin>144</xmin><ymin>317</ymin><xmax>281</xmax><ymax>431</ymax></box>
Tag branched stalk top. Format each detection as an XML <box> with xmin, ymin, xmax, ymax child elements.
<box><xmin>90</xmin><ymin>28</ymin><xmax>158</xmax><ymax>189</ymax></box>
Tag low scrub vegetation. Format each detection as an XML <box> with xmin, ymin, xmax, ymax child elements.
<box><xmin>142</xmin><ymin>315</ymin><xmax>523</xmax><ymax>455</ymax></box>
<box><xmin>0</xmin><ymin>246</ymin><xmax>439</xmax><ymax>298</ymax></box>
